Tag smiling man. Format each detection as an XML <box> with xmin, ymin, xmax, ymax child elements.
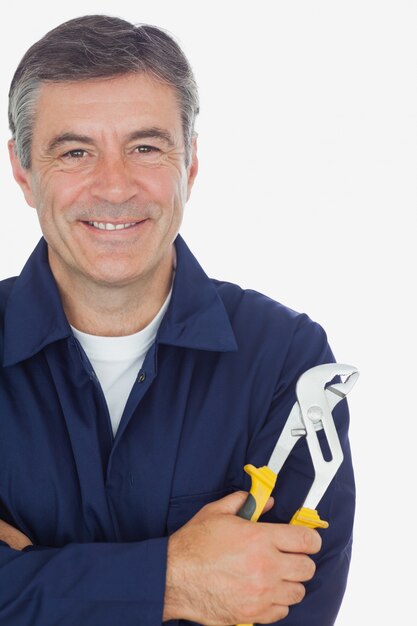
<box><xmin>0</xmin><ymin>15</ymin><xmax>355</xmax><ymax>626</ymax></box>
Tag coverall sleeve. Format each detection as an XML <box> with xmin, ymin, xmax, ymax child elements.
<box><xmin>0</xmin><ymin>537</ymin><xmax>168</xmax><ymax>625</ymax></box>
<box><xmin>245</xmin><ymin>317</ymin><xmax>356</xmax><ymax>626</ymax></box>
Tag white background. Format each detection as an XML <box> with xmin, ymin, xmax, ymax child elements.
<box><xmin>1</xmin><ymin>1</ymin><xmax>415</xmax><ymax>623</ymax></box>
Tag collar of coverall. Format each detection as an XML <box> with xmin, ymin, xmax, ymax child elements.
<box><xmin>2</xmin><ymin>234</ymin><xmax>238</xmax><ymax>367</ymax></box>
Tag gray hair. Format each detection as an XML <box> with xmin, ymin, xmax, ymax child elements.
<box><xmin>8</xmin><ymin>14</ymin><xmax>200</xmax><ymax>169</ymax></box>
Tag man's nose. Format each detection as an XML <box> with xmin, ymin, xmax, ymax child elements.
<box><xmin>89</xmin><ymin>153</ymin><xmax>138</xmax><ymax>204</ymax></box>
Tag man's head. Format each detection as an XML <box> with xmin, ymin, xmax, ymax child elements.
<box><xmin>7</xmin><ymin>15</ymin><xmax>200</xmax><ymax>292</ymax></box>
<box><xmin>8</xmin><ymin>14</ymin><xmax>199</xmax><ymax>170</ymax></box>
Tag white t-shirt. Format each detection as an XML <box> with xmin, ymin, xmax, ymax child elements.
<box><xmin>71</xmin><ymin>290</ymin><xmax>172</xmax><ymax>437</ymax></box>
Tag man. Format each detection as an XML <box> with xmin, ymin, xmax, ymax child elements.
<box><xmin>0</xmin><ymin>15</ymin><xmax>355</xmax><ymax>626</ymax></box>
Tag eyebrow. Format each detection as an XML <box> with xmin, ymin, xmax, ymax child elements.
<box><xmin>127</xmin><ymin>128</ymin><xmax>176</xmax><ymax>148</ymax></box>
<box><xmin>45</xmin><ymin>127</ymin><xmax>176</xmax><ymax>153</ymax></box>
<box><xmin>46</xmin><ymin>133</ymin><xmax>94</xmax><ymax>153</ymax></box>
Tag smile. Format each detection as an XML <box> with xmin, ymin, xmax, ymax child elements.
<box><xmin>87</xmin><ymin>221</ymin><xmax>139</xmax><ymax>231</ymax></box>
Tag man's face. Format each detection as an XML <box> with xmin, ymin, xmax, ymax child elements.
<box><xmin>9</xmin><ymin>73</ymin><xmax>198</xmax><ymax>287</ymax></box>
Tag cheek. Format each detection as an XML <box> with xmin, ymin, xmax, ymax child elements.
<box><xmin>143</xmin><ymin>167</ymin><xmax>186</xmax><ymax>206</ymax></box>
<box><xmin>34</xmin><ymin>172</ymin><xmax>83</xmax><ymax>217</ymax></box>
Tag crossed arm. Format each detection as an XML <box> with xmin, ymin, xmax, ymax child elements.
<box><xmin>0</xmin><ymin>492</ymin><xmax>322</xmax><ymax>625</ymax></box>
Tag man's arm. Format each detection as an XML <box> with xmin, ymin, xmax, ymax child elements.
<box><xmin>0</xmin><ymin>496</ymin><xmax>321</xmax><ymax>626</ymax></box>
<box><xmin>0</xmin><ymin>443</ymin><xmax>351</xmax><ymax>626</ymax></box>
<box><xmin>0</xmin><ymin>532</ymin><xmax>168</xmax><ymax>626</ymax></box>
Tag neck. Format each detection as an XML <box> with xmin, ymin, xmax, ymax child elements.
<box><xmin>49</xmin><ymin>249</ymin><xmax>174</xmax><ymax>337</ymax></box>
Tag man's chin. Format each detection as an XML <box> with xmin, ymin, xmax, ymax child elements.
<box><xmin>83</xmin><ymin>268</ymin><xmax>146</xmax><ymax>289</ymax></box>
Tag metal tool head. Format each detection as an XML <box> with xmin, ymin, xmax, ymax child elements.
<box><xmin>297</xmin><ymin>363</ymin><xmax>359</xmax><ymax>409</ymax></box>
<box><xmin>296</xmin><ymin>363</ymin><xmax>359</xmax><ymax>509</ymax></box>
<box><xmin>266</xmin><ymin>363</ymin><xmax>358</xmax><ymax>509</ymax></box>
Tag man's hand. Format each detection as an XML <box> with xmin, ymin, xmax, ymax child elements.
<box><xmin>163</xmin><ymin>491</ymin><xmax>321</xmax><ymax>625</ymax></box>
<box><xmin>0</xmin><ymin>519</ymin><xmax>33</xmax><ymax>550</ymax></box>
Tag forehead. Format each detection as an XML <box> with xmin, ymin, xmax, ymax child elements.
<box><xmin>33</xmin><ymin>73</ymin><xmax>182</xmax><ymax>141</ymax></box>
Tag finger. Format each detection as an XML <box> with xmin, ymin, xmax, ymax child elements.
<box><xmin>0</xmin><ymin>519</ymin><xmax>33</xmax><ymax>550</ymax></box>
<box><xmin>200</xmin><ymin>492</ymin><xmax>274</xmax><ymax>519</ymax></box>
<box><xmin>277</xmin><ymin>552</ymin><xmax>316</xmax><ymax>583</ymax></box>
<box><xmin>237</xmin><ymin>586</ymin><xmax>302</xmax><ymax>625</ymax></box>
<box><xmin>267</xmin><ymin>581</ymin><xmax>306</xmax><ymax>610</ymax></box>
<box><xmin>273</xmin><ymin>524</ymin><xmax>322</xmax><ymax>554</ymax></box>
<box><xmin>201</xmin><ymin>490</ymin><xmax>250</xmax><ymax>516</ymax></box>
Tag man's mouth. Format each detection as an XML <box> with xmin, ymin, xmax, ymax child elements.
<box><xmin>86</xmin><ymin>221</ymin><xmax>141</xmax><ymax>231</ymax></box>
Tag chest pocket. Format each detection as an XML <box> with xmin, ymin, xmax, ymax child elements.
<box><xmin>166</xmin><ymin>486</ymin><xmax>235</xmax><ymax>535</ymax></box>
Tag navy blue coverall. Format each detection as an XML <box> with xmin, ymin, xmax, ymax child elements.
<box><xmin>0</xmin><ymin>235</ymin><xmax>355</xmax><ymax>625</ymax></box>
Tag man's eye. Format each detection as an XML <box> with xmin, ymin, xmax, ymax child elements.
<box><xmin>62</xmin><ymin>149</ymin><xmax>87</xmax><ymax>159</ymax></box>
<box><xmin>135</xmin><ymin>145</ymin><xmax>159</xmax><ymax>154</ymax></box>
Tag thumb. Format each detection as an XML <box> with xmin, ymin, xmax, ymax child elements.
<box><xmin>205</xmin><ymin>490</ymin><xmax>275</xmax><ymax>517</ymax></box>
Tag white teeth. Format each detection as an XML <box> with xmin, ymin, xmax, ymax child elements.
<box><xmin>88</xmin><ymin>221</ymin><xmax>137</xmax><ymax>231</ymax></box>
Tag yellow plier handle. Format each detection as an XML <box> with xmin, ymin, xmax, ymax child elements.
<box><xmin>237</xmin><ymin>465</ymin><xmax>277</xmax><ymax>522</ymax></box>
<box><xmin>236</xmin><ymin>464</ymin><xmax>328</xmax><ymax>626</ymax></box>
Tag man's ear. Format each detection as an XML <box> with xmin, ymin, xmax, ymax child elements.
<box><xmin>8</xmin><ymin>140</ymin><xmax>36</xmax><ymax>208</ymax></box>
<box><xmin>186</xmin><ymin>134</ymin><xmax>199</xmax><ymax>201</ymax></box>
